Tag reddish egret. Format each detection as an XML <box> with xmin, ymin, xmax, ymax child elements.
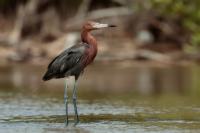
<box><xmin>42</xmin><ymin>21</ymin><xmax>116</xmax><ymax>125</ymax></box>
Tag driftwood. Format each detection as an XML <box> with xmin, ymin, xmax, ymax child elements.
<box><xmin>134</xmin><ymin>50</ymin><xmax>172</xmax><ymax>63</ymax></box>
<box><xmin>75</xmin><ymin>0</ymin><xmax>91</xmax><ymax>20</ymax></box>
<box><xmin>96</xmin><ymin>49</ymin><xmax>173</xmax><ymax>64</ymax></box>
<box><xmin>89</xmin><ymin>7</ymin><xmax>132</xmax><ymax>20</ymax></box>
<box><xmin>66</xmin><ymin>7</ymin><xmax>133</xmax><ymax>30</ymax></box>
<box><xmin>66</xmin><ymin>0</ymin><xmax>133</xmax><ymax>30</ymax></box>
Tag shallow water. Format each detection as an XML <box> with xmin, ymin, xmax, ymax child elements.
<box><xmin>0</xmin><ymin>62</ymin><xmax>200</xmax><ymax>133</ymax></box>
<box><xmin>1</xmin><ymin>91</ymin><xmax>200</xmax><ymax>133</ymax></box>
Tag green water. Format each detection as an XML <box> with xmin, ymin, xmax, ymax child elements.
<box><xmin>0</xmin><ymin>63</ymin><xmax>200</xmax><ymax>133</ymax></box>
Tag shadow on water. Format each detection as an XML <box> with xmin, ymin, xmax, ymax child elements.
<box><xmin>3</xmin><ymin>112</ymin><xmax>200</xmax><ymax>124</ymax></box>
<box><xmin>1</xmin><ymin>114</ymin><xmax>140</xmax><ymax>123</ymax></box>
<box><xmin>1</xmin><ymin>62</ymin><xmax>200</xmax><ymax>132</ymax></box>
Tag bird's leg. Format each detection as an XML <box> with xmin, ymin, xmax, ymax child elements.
<box><xmin>64</xmin><ymin>79</ymin><xmax>69</xmax><ymax>126</ymax></box>
<box><xmin>72</xmin><ymin>80</ymin><xmax>79</xmax><ymax>125</ymax></box>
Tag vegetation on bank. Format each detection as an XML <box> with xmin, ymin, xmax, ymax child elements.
<box><xmin>0</xmin><ymin>0</ymin><xmax>200</xmax><ymax>63</ymax></box>
<box><xmin>134</xmin><ymin>0</ymin><xmax>200</xmax><ymax>46</ymax></box>
<box><xmin>1</xmin><ymin>0</ymin><xmax>200</xmax><ymax>45</ymax></box>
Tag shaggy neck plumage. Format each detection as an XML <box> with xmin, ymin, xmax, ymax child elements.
<box><xmin>81</xmin><ymin>30</ymin><xmax>97</xmax><ymax>47</ymax></box>
<box><xmin>81</xmin><ymin>30</ymin><xmax>98</xmax><ymax>64</ymax></box>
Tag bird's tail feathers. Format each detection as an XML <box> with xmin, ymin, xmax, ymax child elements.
<box><xmin>42</xmin><ymin>72</ymin><xmax>53</xmax><ymax>81</ymax></box>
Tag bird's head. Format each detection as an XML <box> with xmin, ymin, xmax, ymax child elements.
<box><xmin>83</xmin><ymin>21</ymin><xmax>116</xmax><ymax>31</ymax></box>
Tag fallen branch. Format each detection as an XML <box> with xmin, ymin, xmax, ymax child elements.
<box><xmin>95</xmin><ymin>49</ymin><xmax>173</xmax><ymax>64</ymax></box>
<box><xmin>66</xmin><ymin>7</ymin><xmax>133</xmax><ymax>30</ymax></box>
<box><xmin>88</xmin><ymin>7</ymin><xmax>132</xmax><ymax>19</ymax></box>
<box><xmin>75</xmin><ymin>0</ymin><xmax>91</xmax><ymax>19</ymax></box>
<box><xmin>134</xmin><ymin>50</ymin><xmax>172</xmax><ymax>63</ymax></box>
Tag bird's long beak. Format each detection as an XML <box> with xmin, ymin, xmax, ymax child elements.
<box><xmin>92</xmin><ymin>22</ymin><xmax>116</xmax><ymax>29</ymax></box>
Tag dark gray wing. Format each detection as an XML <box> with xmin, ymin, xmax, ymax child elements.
<box><xmin>43</xmin><ymin>44</ymin><xmax>88</xmax><ymax>81</ymax></box>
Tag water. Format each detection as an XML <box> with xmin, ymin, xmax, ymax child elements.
<box><xmin>0</xmin><ymin>62</ymin><xmax>200</xmax><ymax>133</ymax></box>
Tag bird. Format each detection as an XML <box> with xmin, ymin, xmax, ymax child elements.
<box><xmin>42</xmin><ymin>21</ymin><xmax>116</xmax><ymax>125</ymax></box>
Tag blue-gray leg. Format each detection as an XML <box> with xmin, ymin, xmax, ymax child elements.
<box><xmin>64</xmin><ymin>79</ymin><xmax>68</xmax><ymax>126</ymax></box>
<box><xmin>72</xmin><ymin>80</ymin><xmax>79</xmax><ymax>125</ymax></box>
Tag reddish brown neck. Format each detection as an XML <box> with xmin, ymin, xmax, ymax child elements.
<box><xmin>81</xmin><ymin>29</ymin><xmax>98</xmax><ymax>65</ymax></box>
<box><xmin>81</xmin><ymin>30</ymin><xmax>97</xmax><ymax>47</ymax></box>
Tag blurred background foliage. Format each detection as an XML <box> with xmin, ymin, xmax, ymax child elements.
<box><xmin>0</xmin><ymin>0</ymin><xmax>200</xmax><ymax>63</ymax></box>
<box><xmin>1</xmin><ymin>0</ymin><xmax>200</xmax><ymax>45</ymax></box>
<box><xmin>134</xmin><ymin>0</ymin><xmax>200</xmax><ymax>46</ymax></box>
